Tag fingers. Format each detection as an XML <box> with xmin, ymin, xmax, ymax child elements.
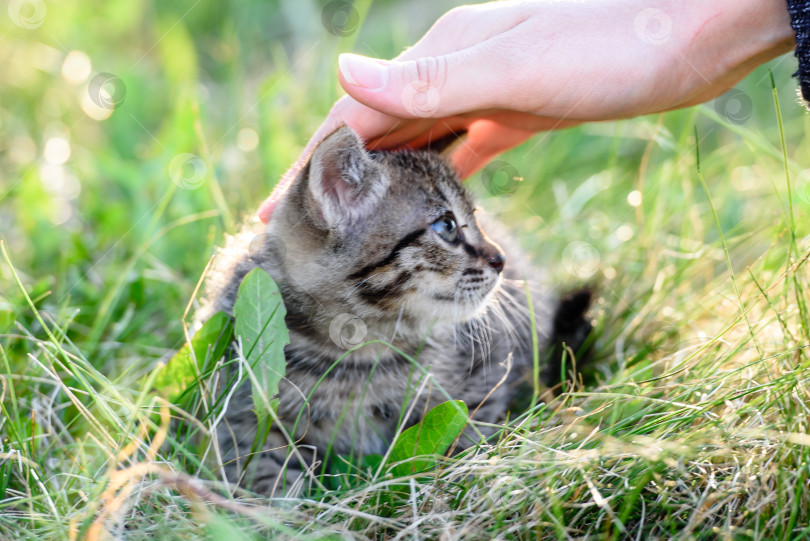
<box><xmin>450</xmin><ymin>121</ymin><xmax>537</xmax><ymax>179</ymax></box>
<box><xmin>335</xmin><ymin>4</ymin><xmax>536</xmax><ymax>121</ymax></box>
<box><xmin>337</xmin><ymin>46</ymin><xmax>506</xmax><ymax>120</ymax></box>
<box><xmin>368</xmin><ymin>117</ymin><xmax>472</xmax><ymax>151</ymax></box>
<box><xmin>366</xmin><ymin>118</ymin><xmax>437</xmax><ymax>150</ymax></box>
<box><xmin>449</xmin><ymin>118</ymin><xmax>580</xmax><ymax>179</ymax></box>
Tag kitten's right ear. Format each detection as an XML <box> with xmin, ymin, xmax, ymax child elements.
<box><xmin>305</xmin><ymin>125</ymin><xmax>388</xmax><ymax>229</ymax></box>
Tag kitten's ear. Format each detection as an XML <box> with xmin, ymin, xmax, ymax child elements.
<box><xmin>306</xmin><ymin>125</ymin><xmax>388</xmax><ymax>228</ymax></box>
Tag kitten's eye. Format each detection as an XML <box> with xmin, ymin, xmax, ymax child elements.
<box><xmin>431</xmin><ymin>212</ymin><xmax>459</xmax><ymax>244</ymax></box>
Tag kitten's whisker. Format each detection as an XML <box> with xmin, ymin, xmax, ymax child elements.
<box><xmin>391</xmin><ymin>305</ymin><xmax>406</xmax><ymax>342</ymax></box>
<box><xmin>496</xmin><ymin>288</ymin><xmax>533</xmax><ymax>349</ymax></box>
<box><xmin>489</xmin><ymin>293</ymin><xmax>519</xmax><ymax>343</ymax></box>
<box><xmin>451</xmin><ymin>285</ymin><xmax>462</xmax><ymax>349</ymax></box>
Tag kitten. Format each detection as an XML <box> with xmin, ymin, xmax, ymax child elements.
<box><xmin>202</xmin><ymin>126</ymin><xmax>591</xmax><ymax>496</ymax></box>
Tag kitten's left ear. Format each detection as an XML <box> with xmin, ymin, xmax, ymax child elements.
<box><xmin>306</xmin><ymin>125</ymin><xmax>388</xmax><ymax>228</ymax></box>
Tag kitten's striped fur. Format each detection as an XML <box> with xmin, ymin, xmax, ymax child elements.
<box><xmin>202</xmin><ymin>126</ymin><xmax>590</xmax><ymax>496</ymax></box>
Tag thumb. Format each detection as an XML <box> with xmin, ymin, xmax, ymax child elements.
<box><xmin>337</xmin><ymin>50</ymin><xmax>503</xmax><ymax>119</ymax></box>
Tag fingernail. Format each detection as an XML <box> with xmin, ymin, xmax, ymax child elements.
<box><xmin>338</xmin><ymin>53</ymin><xmax>388</xmax><ymax>91</ymax></box>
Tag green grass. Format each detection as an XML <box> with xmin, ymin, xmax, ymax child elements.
<box><xmin>2</xmin><ymin>0</ymin><xmax>810</xmax><ymax>539</ymax></box>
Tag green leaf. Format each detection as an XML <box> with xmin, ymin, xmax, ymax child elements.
<box><xmin>233</xmin><ymin>268</ymin><xmax>289</xmax><ymax>422</ymax></box>
<box><xmin>153</xmin><ymin>311</ymin><xmax>232</xmax><ymax>401</ymax></box>
<box><xmin>389</xmin><ymin>400</ymin><xmax>469</xmax><ymax>478</ymax></box>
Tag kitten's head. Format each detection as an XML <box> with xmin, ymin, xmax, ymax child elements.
<box><xmin>263</xmin><ymin>126</ymin><xmax>506</xmax><ymax>333</ymax></box>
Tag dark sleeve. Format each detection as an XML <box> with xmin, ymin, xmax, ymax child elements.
<box><xmin>786</xmin><ymin>0</ymin><xmax>810</xmax><ymax>102</ymax></box>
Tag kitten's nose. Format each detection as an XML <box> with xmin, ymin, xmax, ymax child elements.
<box><xmin>486</xmin><ymin>252</ymin><xmax>505</xmax><ymax>274</ymax></box>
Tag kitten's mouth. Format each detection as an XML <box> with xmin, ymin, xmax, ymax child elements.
<box><xmin>461</xmin><ymin>271</ymin><xmax>500</xmax><ymax>290</ymax></box>
<box><xmin>429</xmin><ymin>275</ymin><xmax>501</xmax><ymax>322</ymax></box>
<box><xmin>431</xmin><ymin>283</ymin><xmax>496</xmax><ymax>301</ymax></box>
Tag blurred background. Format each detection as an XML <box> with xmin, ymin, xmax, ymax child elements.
<box><xmin>1</xmin><ymin>0</ymin><xmax>808</xmax><ymax>375</ymax></box>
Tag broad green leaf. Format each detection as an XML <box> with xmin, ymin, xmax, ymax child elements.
<box><xmin>233</xmin><ymin>268</ymin><xmax>289</xmax><ymax>422</ymax></box>
<box><xmin>389</xmin><ymin>400</ymin><xmax>469</xmax><ymax>478</ymax></box>
<box><xmin>153</xmin><ymin>311</ymin><xmax>232</xmax><ymax>401</ymax></box>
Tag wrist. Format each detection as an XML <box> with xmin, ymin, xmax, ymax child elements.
<box><xmin>687</xmin><ymin>0</ymin><xmax>794</xmax><ymax>78</ymax></box>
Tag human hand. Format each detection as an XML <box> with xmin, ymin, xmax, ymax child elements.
<box><xmin>258</xmin><ymin>0</ymin><xmax>794</xmax><ymax>222</ymax></box>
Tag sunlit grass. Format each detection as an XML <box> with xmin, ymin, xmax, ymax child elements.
<box><xmin>2</xmin><ymin>0</ymin><xmax>810</xmax><ymax>539</ymax></box>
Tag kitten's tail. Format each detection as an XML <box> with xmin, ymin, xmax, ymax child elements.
<box><xmin>542</xmin><ymin>287</ymin><xmax>594</xmax><ymax>388</ymax></box>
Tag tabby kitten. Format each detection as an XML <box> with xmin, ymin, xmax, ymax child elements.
<box><xmin>203</xmin><ymin>126</ymin><xmax>590</xmax><ymax>496</ymax></box>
